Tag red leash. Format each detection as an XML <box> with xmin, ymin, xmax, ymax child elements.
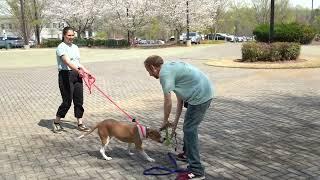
<box><xmin>79</xmin><ymin>69</ymin><xmax>139</xmax><ymax>124</ymax></box>
<box><xmin>92</xmin><ymin>84</ymin><xmax>136</xmax><ymax>122</ymax></box>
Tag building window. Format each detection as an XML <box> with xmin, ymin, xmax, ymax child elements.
<box><xmin>1</xmin><ymin>24</ymin><xmax>4</xmax><ymax>29</ymax></box>
<box><xmin>46</xmin><ymin>23</ymin><xmax>51</xmax><ymax>28</ymax></box>
<box><xmin>59</xmin><ymin>23</ymin><xmax>64</xmax><ymax>28</ymax></box>
<box><xmin>8</xmin><ymin>24</ymin><xmax>12</xmax><ymax>29</ymax></box>
<box><xmin>53</xmin><ymin>23</ymin><xmax>58</xmax><ymax>28</ymax></box>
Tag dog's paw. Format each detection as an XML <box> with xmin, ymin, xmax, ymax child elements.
<box><xmin>104</xmin><ymin>157</ymin><xmax>112</xmax><ymax>161</ymax></box>
<box><xmin>147</xmin><ymin>158</ymin><xmax>155</xmax><ymax>162</ymax></box>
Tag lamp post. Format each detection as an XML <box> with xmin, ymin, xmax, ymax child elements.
<box><xmin>127</xmin><ymin>8</ymin><xmax>130</xmax><ymax>46</ymax></box>
<box><xmin>269</xmin><ymin>0</ymin><xmax>275</xmax><ymax>43</ymax></box>
<box><xmin>311</xmin><ymin>0</ymin><xmax>314</xmax><ymax>23</ymax></box>
<box><xmin>186</xmin><ymin>0</ymin><xmax>191</xmax><ymax>46</ymax></box>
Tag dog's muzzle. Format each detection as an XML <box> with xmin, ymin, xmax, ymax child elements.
<box><xmin>160</xmin><ymin>137</ymin><xmax>165</xmax><ymax>143</ymax></box>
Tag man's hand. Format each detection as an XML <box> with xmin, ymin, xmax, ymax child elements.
<box><xmin>160</xmin><ymin>121</ymin><xmax>172</xmax><ymax>131</ymax></box>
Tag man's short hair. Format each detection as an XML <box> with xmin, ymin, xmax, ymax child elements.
<box><xmin>144</xmin><ymin>55</ymin><xmax>163</xmax><ymax>69</ymax></box>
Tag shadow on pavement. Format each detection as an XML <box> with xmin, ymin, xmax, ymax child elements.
<box><xmin>38</xmin><ymin>119</ymin><xmax>78</xmax><ymax>130</ymax></box>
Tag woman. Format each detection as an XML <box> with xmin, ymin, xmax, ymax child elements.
<box><xmin>53</xmin><ymin>26</ymin><xmax>91</xmax><ymax>133</ymax></box>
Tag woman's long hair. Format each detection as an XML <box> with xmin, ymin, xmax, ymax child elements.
<box><xmin>61</xmin><ymin>27</ymin><xmax>74</xmax><ymax>42</ymax></box>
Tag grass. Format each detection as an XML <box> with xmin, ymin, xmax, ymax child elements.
<box><xmin>205</xmin><ymin>57</ymin><xmax>320</xmax><ymax>69</ymax></box>
<box><xmin>0</xmin><ymin>45</ymin><xmax>210</xmax><ymax>69</ymax></box>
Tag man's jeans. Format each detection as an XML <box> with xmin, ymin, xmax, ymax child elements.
<box><xmin>183</xmin><ymin>99</ymin><xmax>212</xmax><ymax>176</ymax></box>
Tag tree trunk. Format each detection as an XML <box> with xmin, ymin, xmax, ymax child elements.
<box><xmin>175</xmin><ymin>29</ymin><xmax>180</xmax><ymax>44</ymax></box>
<box><xmin>77</xmin><ymin>26</ymin><xmax>82</xmax><ymax>39</ymax></box>
<box><xmin>33</xmin><ymin>0</ymin><xmax>40</xmax><ymax>45</ymax></box>
<box><xmin>19</xmin><ymin>0</ymin><xmax>28</xmax><ymax>45</ymax></box>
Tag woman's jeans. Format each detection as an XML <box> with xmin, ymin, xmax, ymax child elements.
<box><xmin>183</xmin><ymin>99</ymin><xmax>212</xmax><ymax>176</ymax></box>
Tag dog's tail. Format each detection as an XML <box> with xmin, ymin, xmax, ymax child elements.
<box><xmin>78</xmin><ymin>124</ymin><xmax>99</xmax><ymax>139</ymax></box>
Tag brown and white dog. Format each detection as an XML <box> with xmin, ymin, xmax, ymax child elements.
<box><xmin>78</xmin><ymin>119</ymin><xmax>164</xmax><ymax>162</ymax></box>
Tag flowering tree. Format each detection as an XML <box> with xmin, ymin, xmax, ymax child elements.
<box><xmin>102</xmin><ymin>0</ymin><xmax>158</xmax><ymax>44</ymax></box>
<box><xmin>156</xmin><ymin>0</ymin><xmax>191</xmax><ymax>42</ymax></box>
<box><xmin>2</xmin><ymin>0</ymin><xmax>46</xmax><ymax>41</ymax></box>
<box><xmin>252</xmin><ymin>0</ymin><xmax>270</xmax><ymax>24</ymax></box>
<box><xmin>198</xmin><ymin>0</ymin><xmax>221</xmax><ymax>33</ymax></box>
<box><xmin>44</xmin><ymin>0</ymin><xmax>105</xmax><ymax>38</ymax></box>
<box><xmin>157</xmin><ymin>0</ymin><xmax>220</xmax><ymax>41</ymax></box>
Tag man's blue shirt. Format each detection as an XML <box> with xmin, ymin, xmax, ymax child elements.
<box><xmin>160</xmin><ymin>61</ymin><xmax>213</xmax><ymax>105</ymax></box>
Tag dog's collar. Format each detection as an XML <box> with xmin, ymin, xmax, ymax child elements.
<box><xmin>137</xmin><ymin>124</ymin><xmax>147</xmax><ymax>140</ymax></box>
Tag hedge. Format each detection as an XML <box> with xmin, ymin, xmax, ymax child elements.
<box><xmin>40</xmin><ymin>38</ymin><xmax>129</xmax><ymax>48</ymax></box>
<box><xmin>241</xmin><ymin>42</ymin><xmax>301</xmax><ymax>62</ymax></box>
<box><xmin>253</xmin><ymin>23</ymin><xmax>316</xmax><ymax>44</ymax></box>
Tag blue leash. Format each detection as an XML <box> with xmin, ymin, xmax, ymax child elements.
<box><xmin>143</xmin><ymin>152</ymin><xmax>187</xmax><ymax>176</ymax></box>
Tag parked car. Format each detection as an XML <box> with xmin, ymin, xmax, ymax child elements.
<box><xmin>226</xmin><ymin>35</ymin><xmax>235</xmax><ymax>42</ymax></box>
<box><xmin>205</xmin><ymin>33</ymin><xmax>227</xmax><ymax>40</ymax></box>
<box><xmin>0</xmin><ymin>36</ymin><xmax>24</xmax><ymax>48</ymax></box>
<box><xmin>29</xmin><ymin>40</ymin><xmax>36</xmax><ymax>47</ymax></box>
<box><xmin>179</xmin><ymin>33</ymin><xmax>186</xmax><ymax>42</ymax></box>
<box><xmin>169</xmin><ymin>36</ymin><xmax>175</xmax><ymax>41</ymax></box>
<box><xmin>182</xmin><ymin>32</ymin><xmax>201</xmax><ymax>44</ymax></box>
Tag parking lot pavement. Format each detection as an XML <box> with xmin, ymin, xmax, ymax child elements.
<box><xmin>0</xmin><ymin>45</ymin><xmax>319</xmax><ymax>179</ymax></box>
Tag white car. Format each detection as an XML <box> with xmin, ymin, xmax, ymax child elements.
<box><xmin>182</xmin><ymin>32</ymin><xmax>201</xmax><ymax>44</ymax></box>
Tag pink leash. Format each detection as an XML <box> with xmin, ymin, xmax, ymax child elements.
<box><xmin>79</xmin><ymin>69</ymin><xmax>144</xmax><ymax>133</ymax></box>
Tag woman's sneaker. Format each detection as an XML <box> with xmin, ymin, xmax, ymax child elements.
<box><xmin>52</xmin><ymin>121</ymin><xmax>63</xmax><ymax>133</ymax></box>
<box><xmin>176</xmin><ymin>172</ymin><xmax>205</xmax><ymax>180</ymax></box>
<box><xmin>78</xmin><ymin>124</ymin><xmax>90</xmax><ymax>132</ymax></box>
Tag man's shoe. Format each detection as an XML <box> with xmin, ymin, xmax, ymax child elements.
<box><xmin>78</xmin><ymin>124</ymin><xmax>90</xmax><ymax>132</ymax></box>
<box><xmin>176</xmin><ymin>152</ymin><xmax>187</xmax><ymax>162</ymax></box>
<box><xmin>176</xmin><ymin>172</ymin><xmax>205</xmax><ymax>180</ymax></box>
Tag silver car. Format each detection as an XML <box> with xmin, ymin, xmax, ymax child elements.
<box><xmin>0</xmin><ymin>36</ymin><xmax>24</xmax><ymax>48</ymax></box>
<box><xmin>183</xmin><ymin>32</ymin><xmax>201</xmax><ymax>44</ymax></box>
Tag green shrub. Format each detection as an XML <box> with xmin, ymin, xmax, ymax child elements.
<box><xmin>252</xmin><ymin>24</ymin><xmax>269</xmax><ymax>43</ymax></box>
<box><xmin>253</xmin><ymin>23</ymin><xmax>316</xmax><ymax>44</ymax></box>
<box><xmin>241</xmin><ymin>42</ymin><xmax>300</xmax><ymax>62</ymax></box>
<box><xmin>73</xmin><ymin>38</ymin><xmax>88</xmax><ymax>47</ymax></box>
<box><xmin>281</xmin><ymin>42</ymin><xmax>300</xmax><ymax>60</ymax></box>
<box><xmin>41</xmin><ymin>39</ymin><xmax>61</xmax><ymax>47</ymax></box>
<box><xmin>40</xmin><ymin>38</ymin><xmax>129</xmax><ymax>48</ymax></box>
<box><xmin>93</xmin><ymin>39</ymin><xmax>105</xmax><ymax>46</ymax></box>
<box><xmin>269</xmin><ymin>42</ymin><xmax>282</xmax><ymax>61</ymax></box>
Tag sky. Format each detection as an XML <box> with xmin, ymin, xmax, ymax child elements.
<box><xmin>290</xmin><ymin>0</ymin><xmax>320</xmax><ymax>9</ymax></box>
<box><xmin>235</xmin><ymin>0</ymin><xmax>320</xmax><ymax>9</ymax></box>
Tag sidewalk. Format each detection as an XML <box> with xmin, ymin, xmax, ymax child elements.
<box><xmin>0</xmin><ymin>45</ymin><xmax>319</xmax><ymax>179</ymax></box>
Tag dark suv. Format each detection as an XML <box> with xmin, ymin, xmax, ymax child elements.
<box><xmin>0</xmin><ymin>36</ymin><xmax>24</xmax><ymax>48</ymax></box>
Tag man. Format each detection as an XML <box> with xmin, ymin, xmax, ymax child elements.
<box><xmin>144</xmin><ymin>55</ymin><xmax>213</xmax><ymax>180</ymax></box>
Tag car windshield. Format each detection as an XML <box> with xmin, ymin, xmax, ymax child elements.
<box><xmin>189</xmin><ymin>33</ymin><xmax>196</xmax><ymax>36</ymax></box>
<box><xmin>7</xmin><ymin>37</ymin><xmax>22</xmax><ymax>40</ymax></box>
